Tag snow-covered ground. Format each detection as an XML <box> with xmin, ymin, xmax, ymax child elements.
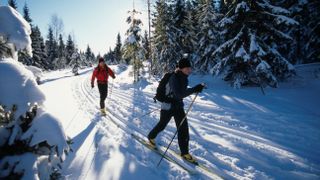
<box><xmin>39</xmin><ymin>64</ymin><xmax>320</xmax><ymax>180</ymax></box>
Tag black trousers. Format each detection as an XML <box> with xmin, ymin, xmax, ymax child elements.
<box><xmin>148</xmin><ymin>108</ymin><xmax>189</xmax><ymax>155</ymax></box>
<box><xmin>98</xmin><ymin>83</ymin><xmax>108</xmax><ymax>109</ymax></box>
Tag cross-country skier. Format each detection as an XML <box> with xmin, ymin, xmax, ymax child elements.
<box><xmin>148</xmin><ymin>56</ymin><xmax>205</xmax><ymax>163</ymax></box>
<box><xmin>91</xmin><ymin>57</ymin><xmax>116</xmax><ymax>115</ymax></box>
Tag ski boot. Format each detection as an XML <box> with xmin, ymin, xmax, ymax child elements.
<box><xmin>100</xmin><ymin>108</ymin><xmax>107</xmax><ymax>116</ymax></box>
<box><xmin>148</xmin><ymin>138</ymin><xmax>156</xmax><ymax>148</ymax></box>
<box><xmin>182</xmin><ymin>154</ymin><xmax>197</xmax><ymax>164</ymax></box>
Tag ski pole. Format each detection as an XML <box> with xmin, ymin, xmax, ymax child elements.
<box><xmin>157</xmin><ymin>92</ymin><xmax>199</xmax><ymax>167</ymax></box>
<box><xmin>136</xmin><ymin>108</ymin><xmax>160</xmax><ymax>119</ymax></box>
<box><xmin>109</xmin><ymin>79</ymin><xmax>114</xmax><ymax>99</ymax></box>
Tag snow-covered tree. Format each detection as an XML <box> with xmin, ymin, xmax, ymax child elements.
<box><xmin>18</xmin><ymin>2</ymin><xmax>33</xmax><ymax>67</ymax></box>
<box><xmin>181</xmin><ymin>1</ymin><xmax>198</xmax><ymax>56</ymax></box>
<box><xmin>123</xmin><ymin>8</ymin><xmax>144</xmax><ymax>82</ymax></box>
<box><xmin>8</xmin><ymin>0</ymin><xmax>17</xmax><ymax>10</ymax></box>
<box><xmin>65</xmin><ymin>34</ymin><xmax>75</xmax><ymax>66</ymax></box>
<box><xmin>194</xmin><ymin>0</ymin><xmax>219</xmax><ymax>73</ymax></box>
<box><xmin>85</xmin><ymin>44</ymin><xmax>95</xmax><ymax>64</ymax></box>
<box><xmin>23</xmin><ymin>3</ymin><xmax>32</xmax><ymax>24</ymax></box>
<box><xmin>45</xmin><ymin>27</ymin><xmax>58</xmax><ymax>70</ymax></box>
<box><xmin>0</xmin><ymin>6</ymin><xmax>70</xmax><ymax>179</ymax></box>
<box><xmin>152</xmin><ymin>0</ymin><xmax>179</xmax><ymax>74</ymax></box>
<box><xmin>114</xmin><ymin>33</ymin><xmax>122</xmax><ymax>64</ymax></box>
<box><xmin>304</xmin><ymin>0</ymin><xmax>320</xmax><ymax>63</ymax></box>
<box><xmin>53</xmin><ymin>34</ymin><xmax>67</xmax><ymax>69</ymax></box>
<box><xmin>212</xmin><ymin>0</ymin><xmax>297</xmax><ymax>88</ymax></box>
<box><xmin>31</xmin><ymin>26</ymin><xmax>49</xmax><ymax>69</ymax></box>
<box><xmin>142</xmin><ymin>30</ymin><xmax>151</xmax><ymax>61</ymax></box>
<box><xmin>104</xmin><ymin>48</ymin><xmax>115</xmax><ymax>64</ymax></box>
<box><xmin>170</xmin><ymin>0</ymin><xmax>186</xmax><ymax>54</ymax></box>
<box><xmin>69</xmin><ymin>51</ymin><xmax>80</xmax><ymax>75</ymax></box>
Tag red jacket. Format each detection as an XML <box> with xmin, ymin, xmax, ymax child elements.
<box><xmin>91</xmin><ymin>65</ymin><xmax>115</xmax><ymax>84</ymax></box>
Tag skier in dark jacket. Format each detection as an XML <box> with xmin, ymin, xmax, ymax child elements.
<box><xmin>148</xmin><ymin>57</ymin><xmax>205</xmax><ymax>163</ymax></box>
<box><xmin>91</xmin><ymin>57</ymin><xmax>116</xmax><ymax>115</ymax></box>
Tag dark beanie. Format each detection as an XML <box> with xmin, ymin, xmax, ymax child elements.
<box><xmin>98</xmin><ymin>57</ymin><xmax>104</xmax><ymax>63</ymax></box>
<box><xmin>178</xmin><ymin>57</ymin><xmax>191</xmax><ymax>69</ymax></box>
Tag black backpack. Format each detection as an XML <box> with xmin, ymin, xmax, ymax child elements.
<box><xmin>154</xmin><ymin>72</ymin><xmax>174</xmax><ymax>103</ymax></box>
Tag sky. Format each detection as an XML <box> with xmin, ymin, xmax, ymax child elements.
<box><xmin>0</xmin><ymin>0</ymin><xmax>149</xmax><ymax>55</ymax></box>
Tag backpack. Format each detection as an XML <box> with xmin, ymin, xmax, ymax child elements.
<box><xmin>154</xmin><ymin>72</ymin><xmax>173</xmax><ymax>103</ymax></box>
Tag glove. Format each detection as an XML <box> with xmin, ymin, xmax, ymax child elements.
<box><xmin>91</xmin><ymin>83</ymin><xmax>94</xmax><ymax>88</ymax></box>
<box><xmin>193</xmin><ymin>84</ymin><xmax>204</xmax><ymax>93</ymax></box>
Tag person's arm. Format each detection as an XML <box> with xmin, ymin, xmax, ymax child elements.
<box><xmin>107</xmin><ymin>67</ymin><xmax>116</xmax><ymax>79</ymax></box>
<box><xmin>91</xmin><ymin>69</ymin><xmax>97</xmax><ymax>87</ymax></box>
<box><xmin>170</xmin><ymin>75</ymin><xmax>193</xmax><ymax>100</ymax></box>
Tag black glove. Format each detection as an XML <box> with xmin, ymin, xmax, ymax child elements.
<box><xmin>193</xmin><ymin>84</ymin><xmax>204</xmax><ymax>93</ymax></box>
<box><xmin>91</xmin><ymin>83</ymin><xmax>94</xmax><ymax>88</ymax></box>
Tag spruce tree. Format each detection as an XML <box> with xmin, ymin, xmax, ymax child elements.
<box><xmin>212</xmin><ymin>0</ymin><xmax>297</xmax><ymax>88</ymax></box>
<box><xmin>18</xmin><ymin>2</ymin><xmax>33</xmax><ymax>66</ymax></box>
<box><xmin>142</xmin><ymin>30</ymin><xmax>151</xmax><ymax>61</ymax></box>
<box><xmin>123</xmin><ymin>8</ymin><xmax>144</xmax><ymax>82</ymax></box>
<box><xmin>114</xmin><ymin>33</ymin><xmax>122</xmax><ymax>64</ymax></box>
<box><xmin>8</xmin><ymin>0</ymin><xmax>17</xmax><ymax>10</ymax></box>
<box><xmin>85</xmin><ymin>45</ymin><xmax>94</xmax><ymax>64</ymax></box>
<box><xmin>304</xmin><ymin>0</ymin><xmax>320</xmax><ymax>63</ymax></box>
<box><xmin>45</xmin><ymin>27</ymin><xmax>58</xmax><ymax>70</ymax></box>
<box><xmin>53</xmin><ymin>34</ymin><xmax>67</xmax><ymax>69</ymax></box>
<box><xmin>23</xmin><ymin>3</ymin><xmax>32</xmax><ymax>24</ymax></box>
<box><xmin>31</xmin><ymin>26</ymin><xmax>49</xmax><ymax>69</ymax></box>
<box><xmin>152</xmin><ymin>0</ymin><xmax>179</xmax><ymax>74</ymax></box>
<box><xmin>194</xmin><ymin>0</ymin><xmax>219</xmax><ymax>73</ymax></box>
<box><xmin>65</xmin><ymin>34</ymin><xmax>75</xmax><ymax>66</ymax></box>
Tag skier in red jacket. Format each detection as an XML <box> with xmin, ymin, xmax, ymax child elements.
<box><xmin>91</xmin><ymin>57</ymin><xmax>116</xmax><ymax>115</ymax></box>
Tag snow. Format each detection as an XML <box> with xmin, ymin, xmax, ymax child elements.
<box><xmin>257</xmin><ymin>1</ymin><xmax>290</xmax><ymax>15</ymax></box>
<box><xmin>235</xmin><ymin>45</ymin><xmax>250</xmax><ymax>62</ymax></box>
<box><xmin>0</xmin><ymin>6</ymin><xmax>32</xmax><ymax>56</ymax></box>
<box><xmin>249</xmin><ymin>33</ymin><xmax>266</xmax><ymax>56</ymax></box>
<box><xmin>0</xmin><ymin>59</ymin><xmax>44</xmax><ymax>116</ymax></box>
<box><xmin>235</xmin><ymin>1</ymin><xmax>250</xmax><ymax>14</ymax></box>
<box><xmin>21</xmin><ymin>110</ymin><xmax>69</xmax><ymax>157</ymax></box>
<box><xmin>275</xmin><ymin>14</ymin><xmax>299</xmax><ymax>26</ymax></box>
<box><xmin>37</xmin><ymin>63</ymin><xmax>320</xmax><ymax>179</ymax></box>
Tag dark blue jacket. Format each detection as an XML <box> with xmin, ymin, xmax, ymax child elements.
<box><xmin>168</xmin><ymin>71</ymin><xmax>194</xmax><ymax>109</ymax></box>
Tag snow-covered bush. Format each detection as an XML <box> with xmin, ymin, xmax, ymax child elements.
<box><xmin>0</xmin><ymin>103</ymin><xmax>71</xmax><ymax>179</ymax></box>
<box><xmin>0</xmin><ymin>6</ymin><xmax>32</xmax><ymax>58</ymax></box>
<box><xmin>0</xmin><ymin>6</ymin><xmax>70</xmax><ymax>179</ymax></box>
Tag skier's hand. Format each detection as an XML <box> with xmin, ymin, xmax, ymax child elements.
<box><xmin>91</xmin><ymin>83</ymin><xmax>94</xmax><ymax>88</ymax></box>
<box><xmin>193</xmin><ymin>84</ymin><xmax>205</xmax><ymax>93</ymax></box>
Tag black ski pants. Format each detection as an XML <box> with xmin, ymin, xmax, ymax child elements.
<box><xmin>98</xmin><ymin>83</ymin><xmax>108</xmax><ymax>109</ymax></box>
<box><xmin>148</xmin><ymin>108</ymin><xmax>189</xmax><ymax>155</ymax></box>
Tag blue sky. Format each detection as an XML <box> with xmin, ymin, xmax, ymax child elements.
<box><xmin>1</xmin><ymin>0</ymin><xmax>149</xmax><ymax>55</ymax></box>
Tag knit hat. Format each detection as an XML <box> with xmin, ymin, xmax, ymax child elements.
<box><xmin>178</xmin><ymin>57</ymin><xmax>191</xmax><ymax>69</ymax></box>
<box><xmin>98</xmin><ymin>57</ymin><xmax>104</xmax><ymax>63</ymax></box>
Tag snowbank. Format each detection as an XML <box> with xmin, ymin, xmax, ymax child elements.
<box><xmin>0</xmin><ymin>59</ymin><xmax>44</xmax><ymax>116</ymax></box>
<box><xmin>0</xmin><ymin>6</ymin><xmax>32</xmax><ymax>56</ymax></box>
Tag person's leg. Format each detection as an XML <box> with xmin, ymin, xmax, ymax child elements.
<box><xmin>98</xmin><ymin>84</ymin><xmax>108</xmax><ymax>109</ymax></box>
<box><xmin>148</xmin><ymin>110</ymin><xmax>172</xmax><ymax>139</ymax></box>
<box><xmin>173</xmin><ymin>109</ymin><xmax>189</xmax><ymax>155</ymax></box>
